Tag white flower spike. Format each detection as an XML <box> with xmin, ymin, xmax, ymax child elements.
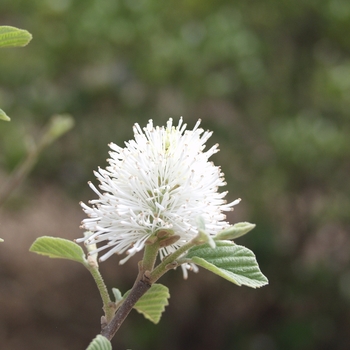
<box><xmin>78</xmin><ymin>118</ymin><xmax>240</xmax><ymax>269</ymax></box>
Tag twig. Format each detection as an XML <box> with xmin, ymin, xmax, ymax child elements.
<box><xmin>101</xmin><ymin>275</ymin><xmax>151</xmax><ymax>340</ymax></box>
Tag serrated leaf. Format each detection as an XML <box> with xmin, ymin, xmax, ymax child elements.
<box><xmin>29</xmin><ymin>236</ymin><xmax>87</xmax><ymax>264</ymax></box>
<box><xmin>185</xmin><ymin>241</ymin><xmax>268</xmax><ymax>288</ymax></box>
<box><xmin>215</xmin><ymin>222</ymin><xmax>256</xmax><ymax>241</ymax></box>
<box><xmin>133</xmin><ymin>283</ymin><xmax>170</xmax><ymax>324</ymax></box>
<box><xmin>0</xmin><ymin>26</ymin><xmax>32</xmax><ymax>48</ymax></box>
<box><xmin>0</xmin><ymin>108</ymin><xmax>10</xmax><ymax>121</ymax></box>
<box><xmin>86</xmin><ymin>335</ymin><xmax>112</xmax><ymax>350</ymax></box>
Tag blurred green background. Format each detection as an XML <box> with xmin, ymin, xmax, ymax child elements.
<box><xmin>1</xmin><ymin>0</ymin><xmax>350</xmax><ymax>349</ymax></box>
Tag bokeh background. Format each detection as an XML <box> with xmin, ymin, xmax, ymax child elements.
<box><xmin>1</xmin><ymin>0</ymin><xmax>350</xmax><ymax>349</ymax></box>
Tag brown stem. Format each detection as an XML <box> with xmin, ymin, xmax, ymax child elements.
<box><xmin>101</xmin><ymin>276</ymin><xmax>151</xmax><ymax>341</ymax></box>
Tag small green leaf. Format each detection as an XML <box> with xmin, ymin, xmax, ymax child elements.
<box><xmin>196</xmin><ymin>215</ymin><xmax>206</xmax><ymax>230</ymax></box>
<box><xmin>42</xmin><ymin>114</ymin><xmax>75</xmax><ymax>146</ymax></box>
<box><xmin>112</xmin><ymin>288</ymin><xmax>123</xmax><ymax>303</ymax></box>
<box><xmin>133</xmin><ymin>283</ymin><xmax>170</xmax><ymax>324</ymax></box>
<box><xmin>0</xmin><ymin>238</ymin><xmax>4</xmax><ymax>242</ymax></box>
<box><xmin>185</xmin><ymin>241</ymin><xmax>268</xmax><ymax>288</ymax></box>
<box><xmin>0</xmin><ymin>108</ymin><xmax>10</xmax><ymax>121</ymax></box>
<box><xmin>215</xmin><ymin>222</ymin><xmax>256</xmax><ymax>241</ymax></box>
<box><xmin>29</xmin><ymin>236</ymin><xmax>87</xmax><ymax>264</ymax></box>
<box><xmin>192</xmin><ymin>224</ymin><xmax>216</xmax><ymax>248</ymax></box>
<box><xmin>0</xmin><ymin>26</ymin><xmax>32</xmax><ymax>48</ymax></box>
<box><xmin>197</xmin><ymin>228</ymin><xmax>216</xmax><ymax>248</ymax></box>
<box><xmin>86</xmin><ymin>335</ymin><xmax>112</xmax><ymax>350</ymax></box>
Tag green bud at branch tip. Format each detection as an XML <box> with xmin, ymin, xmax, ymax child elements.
<box><xmin>44</xmin><ymin>114</ymin><xmax>75</xmax><ymax>145</ymax></box>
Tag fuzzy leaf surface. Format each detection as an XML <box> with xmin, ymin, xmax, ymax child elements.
<box><xmin>215</xmin><ymin>222</ymin><xmax>256</xmax><ymax>241</ymax></box>
<box><xmin>0</xmin><ymin>109</ymin><xmax>10</xmax><ymax>121</ymax></box>
<box><xmin>133</xmin><ymin>283</ymin><xmax>170</xmax><ymax>324</ymax></box>
<box><xmin>185</xmin><ymin>241</ymin><xmax>268</xmax><ymax>288</ymax></box>
<box><xmin>30</xmin><ymin>236</ymin><xmax>87</xmax><ymax>264</ymax></box>
<box><xmin>112</xmin><ymin>288</ymin><xmax>123</xmax><ymax>303</ymax></box>
<box><xmin>0</xmin><ymin>26</ymin><xmax>32</xmax><ymax>48</ymax></box>
<box><xmin>86</xmin><ymin>335</ymin><xmax>112</xmax><ymax>350</ymax></box>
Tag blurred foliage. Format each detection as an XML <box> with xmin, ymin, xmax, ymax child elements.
<box><xmin>0</xmin><ymin>114</ymin><xmax>74</xmax><ymax>207</ymax></box>
<box><xmin>1</xmin><ymin>0</ymin><xmax>350</xmax><ymax>349</ymax></box>
<box><xmin>0</xmin><ymin>26</ymin><xmax>32</xmax><ymax>121</ymax></box>
<box><xmin>0</xmin><ymin>26</ymin><xmax>32</xmax><ymax>49</ymax></box>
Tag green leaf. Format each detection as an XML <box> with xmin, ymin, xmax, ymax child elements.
<box><xmin>29</xmin><ymin>236</ymin><xmax>87</xmax><ymax>264</ymax></box>
<box><xmin>86</xmin><ymin>335</ymin><xmax>112</xmax><ymax>350</ymax></box>
<box><xmin>133</xmin><ymin>283</ymin><xmax>170</xmax><ymax>324</ymax></box>
<box><xmin>112</xmin><ymin>288</ymin><xmax>123</xmax><ymax>303</ymax></box>
<box><xmin>0</xmin><ymin>108</ymin><xmax>10</xmax><ymax>121</ymax></box>
<box><xmin>0</xmin><ymin>238</ymin><xmax>4</xmax><ymax>242</ymax></box>
<box><xmin>41</xmin><ymin>114</ymin><xmax>75</xmax><ymax>147</ymax></box>
<box><xmin>215</xmin><ymin>222</ymin><xmax>256</xmax><ymax>241</ymax></box>
<box><xmin>196</xmin><ymin>215</ymin><xmax>206</xmax><ymax>230</ymax></box>
<box><xmin>196</xmin><ymin>228</ymin><xmax>216</xmax><ymax>248</ymax></box>
<box><xmin>185</xmin><ymin>241</ymin><xmax>268</xmax><ymax>288</ymax></box>
<box><xmin>0</xmin><ymin>26</ymin><xmax>32</xmax><ymax>48</ymax></box>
